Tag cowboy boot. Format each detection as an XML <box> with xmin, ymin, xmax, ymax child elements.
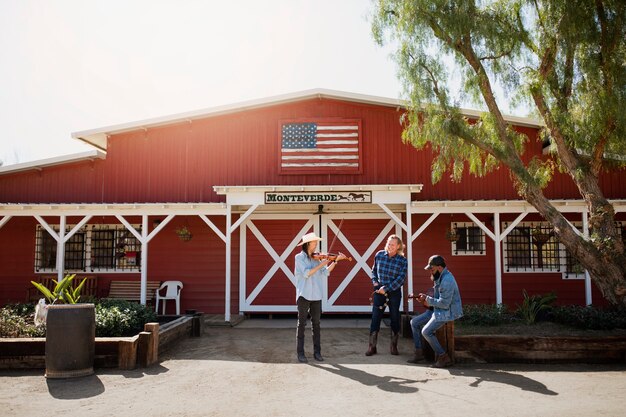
<box><xmin>365</xmin><ymin>331</ymin><xmax>378</xmax><ymax>356</ymax></box>
<box><xmin>432</xmin><ymin>352</ymin><xmax>453</xmax><ymax>368</ymax></box>
<box><xmin>390</xmin><ymin>331</ymin><xmax>399</xmax><ymax>355</ymax></box>
<box><xmin>406</xmin><ymin>348</ymin><xmax>425</xmax><ymax>364</ymax></box>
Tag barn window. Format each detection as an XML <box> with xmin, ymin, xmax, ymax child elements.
<box><xmin>502</xmin><ymin>222</ymin><xmax>560</xmax><ymax>272</ymax></box>
<box><xmin>35</xmin><ymin>227</ymin><xmax>86</xmax><ymax>272</ymax></box>
<box><xmin>451</xmin><ymin>222</ymin><xmax>486</xmax><ymax>255</ymax></box>
<box><xmin>34</xmin><ymin>224</ymin><xmax>141</xmax><ymax>273</ymax></box>
<box><xmin>562</xmin><ymin>221</ymin><xmax>625</xmax><ymax>279</ymax></box>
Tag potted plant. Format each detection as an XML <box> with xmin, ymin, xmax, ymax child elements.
<box><xmin>175</xmin><ymin>225</ymin><xmax>193</xmax><ymax>241</ymax></box>
<box><xmin>31</xmin><ymin>274</ymin><xmax>95</xmax><ymax>379</ymax></box>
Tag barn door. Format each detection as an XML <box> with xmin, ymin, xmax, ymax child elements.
<box><xmin>239</xmin><ymin>212</ymin><xmax>402</xmax><ymax>313</ymax></box>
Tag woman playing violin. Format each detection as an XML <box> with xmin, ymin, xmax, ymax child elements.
<box><xmin>294</xmin><ymin>232</ymin><xmax>347</xmax><ymax>363</ymax></box>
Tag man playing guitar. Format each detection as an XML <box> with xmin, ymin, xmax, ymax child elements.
<box><xmin>406</xmin><ymin>255</ymin><xmax>463</xmax><ymax>368</ymax></box>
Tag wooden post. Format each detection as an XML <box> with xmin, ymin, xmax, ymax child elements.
<box><xmin>137</xmin><ymin>323</ymin><xmax>159</xmax><ymax>367</ymax></box>
<box><xmin>118</xmin><ymin>336</ymin><xmax>138</xmax><ymax>370</ymax></box>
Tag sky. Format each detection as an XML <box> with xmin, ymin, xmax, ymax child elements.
<box><xmin>0</xmin><ymin>0</ymin><xmax>404</xmax><ymax>165</ymax></box>
<box><xmin>0</xmin><ymin>0</ymin><xmax>516</xmax><ymax>166</ymax></box>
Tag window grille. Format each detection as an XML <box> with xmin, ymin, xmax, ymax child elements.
<box><xmin>451</xmin><ymin>222</ymin><xmax>486</xmax><ymax>255</ymax></box>
<box><xmin>35</xmin><ymin>226</ymin><xmax>86</xmax><ymax>272</ymax></box>
<box><xmin>34</xmin><ymin>224</ymin><xmax>141</xmax><ymax>273</ymax></box>
<box><xmin>504</xmin><ymin>221</ymin><xmax>624</xmax><ymax>276</ymax></box>
<box><xmin>503</xmin><ymin>222</ymin><xmax>560</xmax><ymax>272</ymax></box>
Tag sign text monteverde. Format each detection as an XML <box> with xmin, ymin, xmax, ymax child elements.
<box><xmin>265</xmin><ymin>191</ymin><xmax>372</xmax><ymax>204</ymax></box>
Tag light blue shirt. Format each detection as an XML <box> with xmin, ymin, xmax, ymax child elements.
<box><xmin>425</xmin><ymin>268</ymin><xmax>464</xmax><ymax>322</ymax></box>
<box><xmin>294</xmin><ymin>252</ymin><xmax>329</xmax><ymax>301</ymax></box>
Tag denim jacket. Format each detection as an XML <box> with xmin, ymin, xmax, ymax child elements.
<box><xmin>425</xmin><ymin>268</ymin><xmax>463</xmax><ymax>322</ymax></box>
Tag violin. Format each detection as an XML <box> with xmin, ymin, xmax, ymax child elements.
<box><xmin>312</xmin><ymin>252</ymin><xmax>352</xmax><ymax>262</ymax></box>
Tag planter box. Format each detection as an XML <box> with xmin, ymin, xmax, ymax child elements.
<box><xmin>0</xmin><ymin>314</ymin><xmax>201</xmax><ymax>371</ymax></box>
<box><xmin>455</xmin><ymin>335</ymin><xmax>626</xmax><ymax>363</ymax></box>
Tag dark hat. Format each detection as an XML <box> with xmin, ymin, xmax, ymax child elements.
<box><xmin>424</xmin><ymin>255</ymin><xmax>446</xmax><ymax>270</ymax></box>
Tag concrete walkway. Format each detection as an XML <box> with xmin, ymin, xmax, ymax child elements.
<box><xmin>1</xmin><ymin>326</ymin><xmax>625</xmax><ymax>417</ymax></box>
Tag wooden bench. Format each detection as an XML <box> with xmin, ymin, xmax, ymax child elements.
<box><xmin>27</xmin><ymin>275</ymin><xmax>98</xmax><ymax>302</ymax></box>
<box><xmin>422</xmin><ymin>321</ymin><xmax>455</xmax><ymax>362</ymax></box>
<box><xmin>107</xmin><ymin>281</ymin><xmax>161</xmax><ymax>304</ymax></box>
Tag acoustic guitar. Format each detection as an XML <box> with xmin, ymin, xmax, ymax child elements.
<box><xmin>407</xmin><ymin>288</ymin><xmax>434</xmax><ymax>311</ymax></box>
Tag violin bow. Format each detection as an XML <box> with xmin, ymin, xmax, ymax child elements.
<box><xmin>327</xmin><ymin>218</ymin><xmax>344</xmax><ymax>253</ymax></box>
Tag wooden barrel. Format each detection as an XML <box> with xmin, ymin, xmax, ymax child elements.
<box><xmin>45</xmin><ymin>304</ymin><xmax>95</xmax><ymax>378</ymax></box>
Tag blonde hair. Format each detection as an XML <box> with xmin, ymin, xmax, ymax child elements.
<box><xmin>388</xmin><ymin>234</ymin><xmax>405</xmax><ymax>256</ymax></box>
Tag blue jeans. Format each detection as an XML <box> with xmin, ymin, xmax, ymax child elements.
<box><xmin>369</xmin><ymin>288</ymin><xmax>402</xmax><ymax>334</ymax></box>
<box><xmin>410</xmin><ymin>310</ymin><xmax>446</xmax><ymax>356</ymax></box>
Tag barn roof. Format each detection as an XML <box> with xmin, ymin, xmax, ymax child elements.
<box><xmin>71</xmin><ymin>88</ymin><xmax>543</xmax><ymax>151</ymax></box>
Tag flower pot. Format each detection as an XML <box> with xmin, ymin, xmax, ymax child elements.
<box><xmin>45</xmin><ymin>304</ymin><xmax>95</xmax><ymax>379</ymax></box>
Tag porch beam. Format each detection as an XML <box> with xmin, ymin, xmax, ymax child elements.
<box><xmin>582</xmin><ymin>211</ymin><xmax>592</xmax><ymax>306</ymax></box>
<box><xmin>34</xmin><ymin>215</ymin><xmax>60</xmax><ymax>241</ymax></box>
<box><xmin>377</xmin><ymin>203</ymin><xmax>407</xmax><ymax>232</ymax></box>
<box><xmin>225</xmin><ymin>205</ymin><xmax>232</xmax><ymax>322</ymax></box>
<box><xmin>199</xmin><ymin>214</ymin><xmax>226</xmax><ymax>243</ymax></box>
<box><xmin>115</xmin><ymin>215</ymin><xmax>144</xmax><ymax>243</ymax></box>
<box><xmin>465</xmin><ymin>212</ymin><xmax>496</xmax><ymax>241</ymax></box>
<box><xmin>229</xmin><ymin>204</ymin><xmax>259</xmax><ymax>234</ymax></box>
<box><xmin>140</xmin><ymin>215</ymin><xmax>149</xmax><ymax>305</ymax></box>
<box><xmin>0</xmin><ymin>216</ymin><xmax>12</xmax><ymax>230</ymax></box>
<box><xmin>494</xmin><ymin>213</ymin><xmax>502</xmax><ymax>304</ymax></box>
<box><xmin>411</xmin><ymin>213</ymin><xmax>439</xmax><ymax>241</ymax></box>
<box><xmin>57</xmin><ymin>216</ymin><xmax>66</xmax><ymax>282</ymax></box>
<box><xmin>500</xmin><ymin>212</ymin><xmax>529</xmax><ymax>240</ymax></box>
<box><xmin>405</xmin><ymin>204</ymin><xmax>413</xmax><ymax>311</ymax></box>
<box><xmin>63</xmin><ymin>215</ymin><xmax>93</xmax><ymax>242</ymax></box>
<box><xmin>147</xmin><ymin>214</ymin><xmax>175</xmax><ymax>242</ymax></box>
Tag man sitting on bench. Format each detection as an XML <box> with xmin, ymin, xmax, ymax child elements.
<box><xmin>408</xmin><ymin>255</ymin><xmax>463</xmax><ymax>368</ymax></box>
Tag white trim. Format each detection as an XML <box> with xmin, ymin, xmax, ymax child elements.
<box><xmin>199</xmin><ymin>214</ymin><xmax>226</xmax><ymax>243</ymax></box>
<box><xmin>72</xmin><ymin>88</ymin><xmax>543</xmax><ymax>150</ymax></box>
<box><xmin>0</xmin><ymin>202</ymin><xmax>227</xmax><ymax>217</ymax></box>
<box><xmin>410</xmin><ymin>200</ymin><xmax>626</xmax><ymax>213</ymax></box>
<box><xmin>0</xmin><ymin>150</ymin><xmax>106</xmax><ymax>176</ymax></box>
<box><xmin>229</xmin><ymin>204</ymin><xmax>259</xmax><ymax>234</ymax></box>
<box><xmin>215</xmin><ymin>184</ymin><xmax>423</xmax><ymax>194</ymax></box>
<box><xmin>411</xmin><ymin>213</ymin><xmax>439</xmax><ymax>241</ymax></box>
<box><xmin>0</xmin><ymin>216</ymin><xmax>12</xmax><ymax>230</ymax></box>
<box><xmin>63</xmin><ymin>216</ymin><xmax>92</xmax><ymax>243</ymax></box>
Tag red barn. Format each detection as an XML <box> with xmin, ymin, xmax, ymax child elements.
<box><xmin>1</xmin><ymin>89</ymin><xmax>625</xmax><ymax>320</ymax></box>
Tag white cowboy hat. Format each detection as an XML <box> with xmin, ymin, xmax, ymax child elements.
<box><xmin>297</xmin><ymin>232</ymin><xmax>322</xmax><ymax>246</ymax></box>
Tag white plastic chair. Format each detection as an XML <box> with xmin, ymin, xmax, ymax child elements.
<box><xmin>155</xmin><ymin>281</ymin><xmax>183</xmax><ymax>315</ymax></box>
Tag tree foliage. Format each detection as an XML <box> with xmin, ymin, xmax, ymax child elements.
<box><xmin>372</xmin><ymin>0</ymin><xmax>626</xmax><ymax>305</ymax></box>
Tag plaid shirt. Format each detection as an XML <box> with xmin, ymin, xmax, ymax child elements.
<box><xmin>371</xmin><ymin>250</ymin><xmax>407</xmax><ymax>292</ymax></box>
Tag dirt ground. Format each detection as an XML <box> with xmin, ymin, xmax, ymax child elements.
<box><xmin>1</xmin><ymin>326</ymin><xmax>625</xmax><ymax>417</ymax></box>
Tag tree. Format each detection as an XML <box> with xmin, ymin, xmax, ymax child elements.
<box><xmin>372</xmin><ymin>0</ymin><xmax>626</xmax><ymax>305</ymax></box>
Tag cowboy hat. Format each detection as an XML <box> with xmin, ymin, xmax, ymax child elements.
<box><xmin>297</xmin><ymin>232</ymin><xmax>322</xmax><ymax>246</ymax></box>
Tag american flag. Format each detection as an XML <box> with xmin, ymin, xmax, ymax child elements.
<box><xmin>280</xmin><ymin>120</ymin><xmax>360</xmax><ymax>172</ymax></box>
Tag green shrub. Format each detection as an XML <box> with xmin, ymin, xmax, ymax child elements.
<box><xmin>550</xmin><ymin>305</ymin><xmax>626</xmax><ymax>330</ymax></box>
<box><xmin>458</xmin><ymin>303</ymin><xmax>516</xmax><ymax>326</ymax></box>
<box><xmin>516</xmin><ymin>290</ymin><xmax>557</xmax><ymax>325</ymax></box>
<box><xmin>1</xmin><ymin>300</ymin><xmax>157</xmax><ymax>338</ymax></box>
<box><xmin>0</xmin><ymin>307</ymin><xmax>45</xmax><ymax>337</ymax></box>
<box><xmin>95</xmin><ymin>299</ymin><xmax>158</xmax><ymax>337</ymax></box>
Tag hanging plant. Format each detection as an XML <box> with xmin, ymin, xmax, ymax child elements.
<box><xmin>445</xmin><ymin>225</ymin><xmax>459</xmax><ymax>242</ymax></box>
<box><xmin>531</xmin><ymin>225</ymin><xmax>552</xmax><ymax>244</ymax></box>
<box><xmin>175</xmin><ymin>226</ymin><xmax>193</xmax><ymax>241</ymax></box>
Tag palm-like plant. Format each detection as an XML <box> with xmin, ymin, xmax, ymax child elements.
<box><xmin>517</xmin><ymin>289</ymin><xmax>557</xmax><ymax>325</ymax></box>
<box><xmin>31</xmin><ymin>274</ymin><xmax>87</xmax><ymax>305</ymax></box>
